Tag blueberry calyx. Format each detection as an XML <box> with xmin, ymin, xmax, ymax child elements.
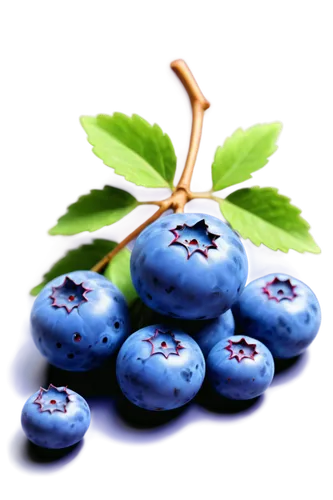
<box><xmin>143</xmin><ymin>329</ymin><xmax>185</xmax><ymax>359</ymax></box>
<box><xmin>225</xmin><ymin>337</ymin><xmax>258</xmax><ymax>363</ymax></box>
<box><xmin>50</xmin><ymin>276</ymin><xmax>92</xmax><ymax>313</ymax></box>
<box><xmin>262</xmin><ymin>277</ymin><xmax>297</xmax><ymax>302</ymax></box>
<box><xmin>34</xmin><ymin>384</ymin><xmax>71</xmax><ymax>414</ymax></box>
<box><xmin>169</xmin><ymin>219</ymin><xmax>220</xmax><ymax>259</ymax></box>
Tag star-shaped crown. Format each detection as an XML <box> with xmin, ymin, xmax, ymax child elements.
<box><xmin>34</xmin><ymin>384</ymin><xmax>71</xmax><ymax>413</ymax></box>
<box><xmin>225</xmin><ymin>338</ymin><xmax>258</xmax><ymax>363</ymax></box>
<box><xmin>169</xmin><ymin>219</ymin><xmax>220</xmax><ymax>259</ymax></box>
<box><xmin>143</xmin><ymin>329</ymin><xmax>185</xmax><ymax>359</ymax></box>
<box><xmin>262</xmin><ymin>277</ymin><xmax>297</xmax><ymax>302</ymax></box>
<box><xmin>50</xmin><ymin>276</ymin><xmax>92</xmax><ymax>313</ymax></box>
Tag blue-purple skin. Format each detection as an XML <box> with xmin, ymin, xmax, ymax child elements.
<box><xmin>21</xmin><ymin>385</ymin><xmax>91</xmax><ymax>449</ymax></box>
<box><xmin>130</xmin><ymin>213</ymin><xmax>248</xmax><ymax>320</ymax></box>
<box><xmin>188</xmin><ymin>310</ymin><xmax>235</xmax><ymax>358</ymax></box>
<box><xmin>232</xmin><ymin>273</ymin><xmax>321</xmax><ymax>359</ymax></box>
<box><xmin>207</xmin><ymin>335</ymin><xmax>275</xmax><ymax>400</ymax></box>
<box><xmin>160</xmin><ymin>310</ymin><xmax>235</xmax><ymax>358</ymax></box>
<box><xmin>31</xmin><ymin>270</ymin><xmax>130</xmax><ymax>371</ymax></box>
<box><xmin>116</xmin><ymin>324</ymin><xmax>206</xmax><ymax>411</ymax></box>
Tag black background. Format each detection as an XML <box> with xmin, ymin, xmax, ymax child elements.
<box><xmin>5</xmin><ymin>54</ymin><xmax>328</xmax><ymax>476</ymax></box>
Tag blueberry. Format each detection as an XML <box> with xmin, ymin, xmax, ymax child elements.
<box><xmin>21</xmin><ymin>384</ymin><xmax>91</xmax><ymax>449</ymax></box>
<box><xmin>207</xmin><ymin>335</ymin><xmax>275</xmax><ymax>400</ymax></box>
<box><xmin>188</xmin><ymin>310</ymin><xmax>235</xmax><ymax>358</ymax></box>
<box><xmin>116</xmin><ymin>324</ymin><xmax>206</xmax><ymax>411</ymax></box>
<box><xmin>130</xmin><ymin>213</ymin><xmax>248</xmax><ymax>320</ymax></box>
<box><xmin>232</xmin><ymin>274</ymin><xmax>321</xmax><ymax>359</ymax></box>
<box><xmin>31</xmin><ymin>270</ymin><xmax>130</xmax><ymax>371</ymax></box>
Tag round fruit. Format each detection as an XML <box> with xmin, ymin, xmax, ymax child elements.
<box><xmin>207</xmin><ymin>335</ymin><xmax>275</xmax><ymax>400</ymax></box>
<box><xmin>21</xmin><ymin>384</ymin><xmax>91</xmax><ymax>449</ymax></box>
<box><xmin>189</xmin><ymin>310</ymin><xmax>235</xmax><ymax>358</ymax></box>
<box><xmin>31</xmin><ymin>270</ymin><xmax>130</xmax><ymax>371</ymax></box>
<box><xmin>130</xmin><ymin>213</ymin><xmax>248</xmax><ymax>320</ymax></box>
<box><xmin>232</xmin><ymin>273</ymin><xmax>321</xmax><ymax>359</ymax></box>
<box><xmin>116</xmin><ymin>324</ymin><xmax>205</xmax><ymax>411</ymax></box>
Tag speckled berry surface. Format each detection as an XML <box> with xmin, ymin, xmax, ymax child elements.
<box><xmin>232</xmin><ymin>273</ymin><xmax>321</xmax><ymax>359</ymax></box>
<box><xmin>207</xmin><ymin>335</ymin><xmax>275</xmax><ymax>400</ymax></box>
<box><xmin>116</xmin><ymin>324</ymin><xmax>206</xmax><ymax>411</ymax></box>
<box><xmin>130</xmin><ymin>213</ymin><xmax>248</xmax><ymax>320</ymax></box>
<box><xmin>21</xmin><ymin>384</ymin><xmax>91</xmax><ymax>449</ymax></box>
<box><xmin>31</xmin><ymin>270</ymin><xmax>130</xmax><ymax>371</ymax></box>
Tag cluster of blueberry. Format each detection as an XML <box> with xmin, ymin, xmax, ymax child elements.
<box><xmin>21</xmin><ymin>212</ymin><xmax>321</xmax><ymax>449</ymax></box>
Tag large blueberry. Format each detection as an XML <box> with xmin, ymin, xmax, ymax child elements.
<box><xmin>116</xmin><ymin>324</ymin><xmax>205</xmax><ymax>411</ymax></box>
<box><xmin>207</xmin><ymin>335</ymin><xmax>275</xmax><ymax>400</ymax></box>
<box><xmin>130</xmin><ymin>213</ymin><xmax>248</xmax><ymax>320</ymax></box>
<box><xmin>232</xmin><ymin>273</ymin><xmax>321</xmax><ymax>359</ymax></box>
<box><xmin>31</xmin><ymin>270</ymin><xmax>130</xmax><ymax>371</ymax></box>
<box><xmin>21</xmin><ymin>384</ymin><xmax>91</xmax><ymax>449</ymax></box>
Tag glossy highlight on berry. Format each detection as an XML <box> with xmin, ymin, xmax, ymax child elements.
<box><xmin>21</xmin><ymin>385</ymin><xmax>91</xmax><ymax>449</ymax></box>
<box><xmin>116</xmin><ymin>324</ymin><xmax>205</xmax><ymax>411</ymax></box>
<box><xmin>232</xmin><ymin>273</ymin><xmax>321</xmax><ymax>359</ymax></box>
<box><xmin>207</xmin><ymin>335</ymin><xmax>275</xmax><ymax>400</ymax></box>
<box><xmin>130</xmin><ymin>213</ymin><xmax>248</xmax><ymax>320</ymax></box>
<box><xmin>31</xmin><ymin>270</ymin><xmax>130</xmax><ymax>371</ymax></box>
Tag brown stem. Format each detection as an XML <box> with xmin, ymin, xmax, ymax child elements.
<box><xmin>171</xmin><ymin>188</ymin><xmax>188</xmax><ymax>213</ymax></box>
<box><xmin>138</xmin><ymin>200</ymin><xmax>164</xmax><ymax>207</ymax></box>
<box><xmin>91</xmin><ymin>59</ymin><xmax>210</xmax><ymax>273</ymax></box>
<box><xmin>171</xmin><ymin>59</ymin><xmax>210</xmax><ymax>191</ymax></box>
<box><xmin>188</xmin><ymin>191</ymin><xmax>214</xmax><ymax>200</ymax></box>
<box><xmin>91</xmin><ymin>204</ymin><xmax>171</xmax><ymax>273</ymax></box>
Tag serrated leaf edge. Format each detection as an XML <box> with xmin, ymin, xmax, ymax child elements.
<box><xmin>209</xmin><ymin>120</ymin><xmax>284</xmax><ymax>192</ymax></box>
<box><xmin>45</xmin><ymin>184</ymin><xmax>141</xmax><ymax>240</ymax></box>
<box><xmin>214</xmin><ymin>188</ymin><xmax>322</xmax><ymax>256</ymax></box>
<box><xmin>76</xmin><ymin>109</ymin><xmax>178</xmax><ymax>189</ymax></box>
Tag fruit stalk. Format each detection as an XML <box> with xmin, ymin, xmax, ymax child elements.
<box><xmin>171</xmin><ymin>59</ymin><xmax>210</xmax><ymax>192</ymax></box>
<box><xmin>91</xmin><ymin>59</ymin><xmax>210</xmax><ymax>273</ymax></box>
<box><xmin>91</xmin><ymin>204</ymin><xmax>170</xmax><ymax>272</ymax></box>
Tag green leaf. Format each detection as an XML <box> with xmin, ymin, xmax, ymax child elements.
<box><xmin>49</xmin><ymin>186</ymin><xmax>138</xmax><ymax>236</ymax></box>
<box><xmin>30</xmin><ymin>239</ymin><xmax>116</xmax><ymax>295</ymax></box>
<box><xmin>80</xmin><ymin>113</ymin><xmax>177</xmax><ymax>188</ymax></box>
<box><xmin>104</xmin><ymin>248</ymin><xmax>138</xmax><ymax>306</ymax></box>
<box><xmin>218</xmin><ymin>187</ymin><xmax>320</xmax><ymax>254</ymax></box>
<box><xmin>212</xmin><ymin>123</ymin><xmax>282</xmax><ymax>191</ymax></box>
